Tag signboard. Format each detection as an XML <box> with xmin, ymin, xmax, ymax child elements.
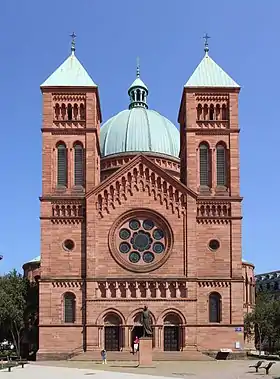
<box><xmin>235</xmin><ymin>327</ymin><xmax>242</xmax><ymax>332</ymax></box>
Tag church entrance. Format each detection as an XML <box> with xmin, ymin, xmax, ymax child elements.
<box><xmin>163</xmin><ymin>313</ymin><xmax>182</xmax><ymax>351</ymax></box>
<box><xmin>164</xmin><ymin>326</ymin><xmax>179</xmax><ymax>351</ymax></box>
<box><xmin>104</xmin><ymin>313</ymin><xmax>121</xmax><ymax>351</ymax></box>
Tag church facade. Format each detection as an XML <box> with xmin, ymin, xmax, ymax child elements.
<box><xmin>34</xmin><ymin>38</ymin><xmax>255</xmax><ymax>359</ymax></box>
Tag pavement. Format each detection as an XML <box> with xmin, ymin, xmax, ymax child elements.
<box><xmin>1</xmin><ymin>360</ymin><xmax>280</xmax><ymax>379</ymax></box>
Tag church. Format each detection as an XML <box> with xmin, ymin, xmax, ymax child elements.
<box><xmin>23</xmin><ymin>36</ymin><xmax>256</xmax><ymax>359</ymax></box>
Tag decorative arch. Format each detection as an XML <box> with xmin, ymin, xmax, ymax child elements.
<box><xmin>96</xmin><ymin>308</ymin><xmax>125</xmax><ymax>325</ymax></box>
<box><xmin>163</xmin><ymin>312</ymin><xmax>183</xmax><ymax>325</ymax></box>
<box><xmin>197</xmin><ymin>103</ymin><xmax>202</xmax><ymax>120</ymax></box>
<box><xmin>157</xmin><ymin>308</ymin><xmax>187</xmax><ymax>325</ymax></box>
<box><xmin>127</xmin><ymin>307</ymin><xmax>156</xmax><ymax>325</ymax></box>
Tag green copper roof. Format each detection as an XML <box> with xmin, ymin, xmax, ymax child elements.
<box><xmin>26</xmin><ymin>256</ymin><xmax>40</xmax><ymax>264</ymax></box>
<box><xmin>128</xmin><ymin>77</ymin><xmax>148</xmax><ymax>92</ymax></box>
<box><xmin>185</xmin><ymin>52</ymin><xmax>239</xmax><ymax>88</ymax></box>
<box><xmin>100</xmin><ymin>108</ymin><xmax>180</xmax><ymax>158</ymax></box>
<box><xmin>41</xmin><ymin>52</ymin><xmax>97</xmax><ymax>87</ymax></box>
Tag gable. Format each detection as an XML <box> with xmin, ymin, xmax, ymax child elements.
<box><xmin>87</xmin><ymin>154</ymin><xmax>197</xmax><ymax>218</ymax></box>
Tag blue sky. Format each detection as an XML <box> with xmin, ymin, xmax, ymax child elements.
<box><xmin>0</xmin><ymin>0</ymin><xmax>278</xmax><ymax>275</ymax></box>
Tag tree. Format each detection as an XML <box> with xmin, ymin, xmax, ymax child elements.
<box><xmin>244</xmin><ymin>291</ymin><xmax>280</xmax><ymax>354</ymax></box>
<box><xmin>0</xmin><ymin>270</ymin><xmax>29</xmax><ymax>357</ymax></box>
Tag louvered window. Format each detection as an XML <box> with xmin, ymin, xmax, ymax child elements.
<box><xmin>216</xmin><ymin>145</ymin><xmax>227</xmax><ymax>186</ymax></box>
<box><xmin>199</xmin><ymin>144</ymin><xmax>210</xmax><ymax>186</ymax></box>
<box><xmin>209</xmin><ymin>292</ymin><xmax>221</xmax><ymax>323</ymax></box>
<box><xmin>74</xmin><ymin>144</ymin><xmax>84</xmax><ymax>186</ymax></box>
<box><xmin>57</xmin><ymin>143</ymin><xmax>67</xmax><ymax>187</ymax></box>
<box><xmin>64</xmin><ymin>293</ymin><xmax>76</xmax><ymax>323</ymax></box>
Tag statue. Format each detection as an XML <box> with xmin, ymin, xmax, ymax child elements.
<box><xmin>140</xmin><ymin>306</ymin><xmax>153</xmax><ymax>337</ymax></box>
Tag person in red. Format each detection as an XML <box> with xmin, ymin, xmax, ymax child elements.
<box><xmin>133</xmin><ymin>336</ymin><xmax>139</xmax><ymax>354</ymax></box>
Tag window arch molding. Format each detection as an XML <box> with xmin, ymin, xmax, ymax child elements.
<box><xmin>63</xmin><ymin>292</ymin><xmax>76</xmax><ymax>323</ymax></box>
<box><xmin>199</xmin><ymin>141</ymin><xmax>211</xmax><ymax>188</ymax></box>
<box><xmin>216</xmin><ymin>141</ymin><xmax>228</xmax><ymax>187</ymax></box>
<box><xmin>209</xmin><ymin>291</ymin><xmax>222</xmax><ymax>323</ymax></box>
<box><xmin>56</xmin><ymin>141</ymin><xmax>67</xmax><ymax>187</ymax></box>
<box><xmin>73</xmin><ymin>141</ymin><xmax>85</xmax><ymax>187</ymax></box>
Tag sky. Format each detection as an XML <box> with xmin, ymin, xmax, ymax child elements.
<box><xmin>0</xmin><ymin>0</ymin><xmax>278</xmax><ymax>275</ymax></box>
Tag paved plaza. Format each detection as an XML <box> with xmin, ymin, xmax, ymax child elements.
<box><xmin>2</xmin><ymin>361</ymin><xmax>280</xmax><ymax>379</ymax></box>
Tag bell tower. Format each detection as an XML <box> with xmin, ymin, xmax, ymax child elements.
<box><xmin>38</xmin><ymin>35</ymin><xmax>102</xmax><ymax>357</ymax></box>
<box><xmin>178</xmin><ymin>37</ymin><xmax>243</xmax><ymax>333</ymax></box>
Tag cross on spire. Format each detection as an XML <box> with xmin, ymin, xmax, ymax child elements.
<box><xmin>70</xmin><ymin>32</ymin><xmax>76</xmax><ymax>54</ymax></box>
<box><xmin>203</xmin><ymin>33</ymin><xmax>210</xmax><ymax>53</ymax></box>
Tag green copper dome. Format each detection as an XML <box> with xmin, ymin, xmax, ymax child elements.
<box><xmin>100</xmin><ymin>64</ymin><xmax>179</xmax><ymax>158</ymax></box>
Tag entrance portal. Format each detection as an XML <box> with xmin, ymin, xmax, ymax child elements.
<box><xmin>164</xmin><ymin>326</ymin><xmax>179</xmax><ymax>351</ymax></box>
<box><xmin>163</xmin><ymin>313</ymin><xmax>182</xmax><ymax>351</ymax></box>
<box><xmin>105</xmin><ymin>326</ymin><xmax>119</xmax><ymax>351</ymax></box>
<box><xmin>104</xmin><ymin>313</ymin><xmax>121</xmax><ymax>351</ymax></box>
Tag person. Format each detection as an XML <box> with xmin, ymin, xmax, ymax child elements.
<box><xmin>101</xmin><ymin>348</ymin><xmax>107</xmax><ymax>364</ymax></box>
<box><xmin>133</xmin><ymin>336</ymin><xmax>139</xmax><ymax>354</ymax></box>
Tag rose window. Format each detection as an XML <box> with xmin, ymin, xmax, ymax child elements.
<box><xmin>110</xmin><ymin>211</ymin><xmax>172</xmax><ymax>272</ymax></box>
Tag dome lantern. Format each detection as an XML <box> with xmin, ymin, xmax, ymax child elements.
<box><xmin>128</xmin><ymin>58</ymin><xmax>148</xmax><ymax>110</ymax></box>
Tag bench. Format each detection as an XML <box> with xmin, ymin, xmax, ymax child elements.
<box><xmin>16</xmin><ymin>360</ymin><xmax>28</xmax><ymax>368</ymax></box>
<box><xmin>259</xmin><ymin>361</ymin><xmax>276</xmax><ymax>375</ymax></box>
<box><xmin>2</xmin><ymin>362</ymin><xmax>16</xmax><ymax>372</ymax></box>
<box><xmin>249</xmin><ymin>360</ymin><xmax>264</xmax><ymax>373</ymax></box>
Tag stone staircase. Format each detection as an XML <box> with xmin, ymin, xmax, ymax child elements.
<box><xmin>70</xmin><ymin>350</ymin><xmax>214</xmax><ymax>361</ymax></box>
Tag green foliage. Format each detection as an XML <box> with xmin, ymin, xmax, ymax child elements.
<box><xmin>0</xmin><ymin>270</ymin><xmax>29</xmax><ymax>357</ymax></box>
<box><xmin>244</xmin><ymin>291</ymin><xmax>280</xmax><ymax>353</ymax></box>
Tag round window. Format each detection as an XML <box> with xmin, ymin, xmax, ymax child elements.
<box><xmin>63</xmin><ymin>239</ymin><xmax>75</xmax><ymax>251</ymax></box>
<box><xmin>208</xmin><ymin>239</ymin><xmax>220</xmax><ymax>251</ymax></box>
<box><xmin>110</xmin><ymin>210</ymin><xmax>173</xmax><ymax>273</ymax></box>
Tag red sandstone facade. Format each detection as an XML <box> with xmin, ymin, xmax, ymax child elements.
<box><xmin>35</xmin><ymin>52</ymin><xmax>256</xmax><ymax>359</ymax></box>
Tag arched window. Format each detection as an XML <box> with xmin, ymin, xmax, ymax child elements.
<box><xmin>64</xmin><ymin>292</ymin><xmax>76</xmax><ymax>323</ymax></box>
<box><xmin>57</xmin><ymin>143</ymin><xmax>67</xmax><ymax>187</ymax></box>
<box><xmin>209</xmin><ymin>292</ymin><xmax>221</xmax><ymax>323</ymax></box>
<box><xmin>197</xmin><ymin>104</ymin><xmax>202</xmax><ymax>120</ymax></box>
<box><xmin>80</xmin><ymin>104</ymin><xmax>85</xmax><ymax>120</ymax></box>
<box><xmin>209</xmin><ymin>104</ymin><xmax>215</xmax><ymax>120</ymax></box>
<box><xmin>216</xmin><ymin>104</ymin><xmax>221</xmax><ymax>120</ymax></box>
<box><xmin>203</xmin><ymin>104</ymin><xmax>208</xmax><ymax>120</ymax></box>
<box><xmin>67</xmin><ymin>104</ymin><xmax>72</xmax><ymax>120</ymax></box>
<box><xmin>74</xmin><ymin>143</ymin><xmax>84</xmax><ymax>186</ymax></box>
<box><xmin>222</xmin><ymin>104</ymin><xmax>228</xmax><ymax>120</ymax></box>
<box><xmin>216</xmin><ymin>144</ymin><xmax>227</xmax><ymax>186</ymax></box>
<box><xmin>136</xmin><ymin>89</ymin><xmax>141</xmax><ymax>101</ymax></box>
<box><xmin>73</xmin><ymin>103</ymin><xmax>79</xmax><ymax>120</ymax></box>
<box><xmin>54</xmin><ymin>103</ymin><xmax>60</xmax><ymax>120</ymax></box>
<box><xmin>199</xmin><ymin>143</ymin><xmax>210</xmax><ymax>187</ymax></box>
<box><xmin>61</xmin><ymin>103</ymin><xmax>66</xmax><ymax>119</ymax></box>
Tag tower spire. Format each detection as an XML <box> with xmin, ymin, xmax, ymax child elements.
<box><xmin>136</xmin><ymin>57</ymin><xmax>140</xmax><ymax>78</ymax></box>
<box><xmin>70</xmin><ymin>32</ymin><xmax>76</xmax><ymax>54</ymax></box>
<box><xmin>127</xmin><ymin>59</ymin><xmax>149</xmax><ymax>110</ymax></box>
<box><xmin>203</xmin><ymin>33</ymin><xmax>210</xmax><ymax>55</ymax></box>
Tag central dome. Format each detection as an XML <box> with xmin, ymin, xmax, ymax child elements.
<box><xmin>100</xmin><ymin>108</ymin><xmax>180</xmax><ymax>158</ymax></box>
<box><xmin>100</xmin><ymin>64</ymin><xmax>180</xmax><ymax>158</ymax></box>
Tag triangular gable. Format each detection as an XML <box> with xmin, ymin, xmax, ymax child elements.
<box><xmin>87</xmin><ymin>154</ymin><xmax>197</xmax><ymax>199</ymax></box>
<box><xmin>87</xmin><ymin>154</ymin><xmax>197</xmax><ymax>218</ymax></box>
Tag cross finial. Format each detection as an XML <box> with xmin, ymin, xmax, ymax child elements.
<box><xmin>70</xmin><ymin>32</ymin><xmax>76</xmax><ymax>54</ymax></box>
<box><xmin>136</xmin><ymin>57</ymin><xmax>140</xmax><ymax>78</ymax></box>
<box><xmin>203</xmin><ymin>33</ymin><xmax>210</xmax><ymax>54</ymax></box>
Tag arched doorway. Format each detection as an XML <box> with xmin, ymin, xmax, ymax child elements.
<box><xmin>104</xmin><ymin>313</ymin><xmax>121</xmax><ymax>351</ymax></box>
<box><xmin>131</xmin><ymin>313</ymin><xmax>155</xmax><ymax>350</ymax></box>
<box><xmin>163</xmin><ymin>313</ymin><xmax>182</xmax><ymax>351</ymax></box>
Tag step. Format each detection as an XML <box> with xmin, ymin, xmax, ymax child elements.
<box><xmin>70</xmin><ymin>350</ymin><xmax>214</xmax><ymax>361</ymax></box>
